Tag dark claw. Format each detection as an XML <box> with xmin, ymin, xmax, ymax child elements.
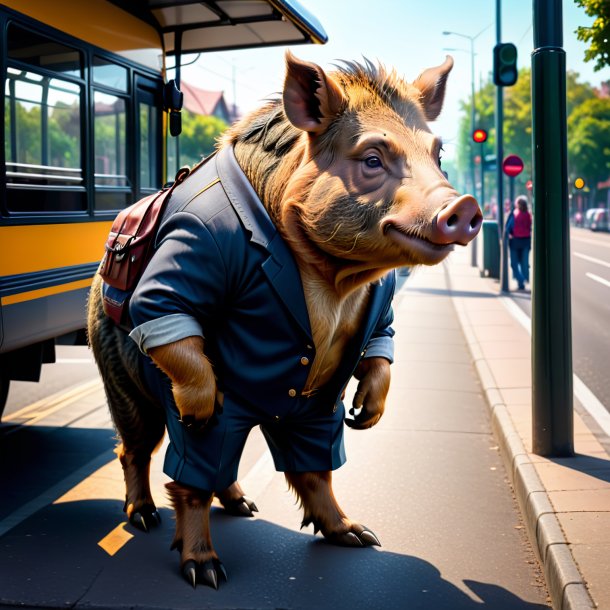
<box><xmin>183</xmin><ymin>560</ymin><xmax>197</xmax><ymax>589</ymax></box>
<box><xmin>170</xmin><ymin>538</ymin><xmax>183</xmax><ymax>552</ymax></box>
<box><xmin>202</xmin><ymin>560</ymin><xmax>218</xmax><ymax>590</ymax></box>
<box><xmin>214</xmin><ymin>559</ymin><xmax>228</xmax><ymax>582</ymax></box>
<box><xmin>181</xmin><ymin>558</ymin><xmax>225</xmax><ymax>589</ymax></box>
<box><xmin>130</xmin><ymin>508</ymin><xmax>161</xmax><ymax>532</ymax></box>
<box><xmin>178</xmin><ymin>415</ymin><xmax>211</xmax><ymax>432</ymax></box>
<box><xmin>329</xmin><ymin>531</ymin><xmax>364</xmax><ymax>547</ymax></box>
<box><xmin>242</xmin><ymin>495</ymin><xmax>259</xmax><ymax>513</ymax></box>
<box><xmin>224</xmin><ymin>496</ymin><xmax>258</xmax><ymax>517</ymax></box>
<box><xmin>360</xmin><ymin>529</ymin><xmax>381</xmax><ymax>547</ymax></box>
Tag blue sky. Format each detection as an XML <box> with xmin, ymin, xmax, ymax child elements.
<box><xmin>181</xmin><ymin>0</ymin><xmax>608</xmax><ymax>161</ymax></box>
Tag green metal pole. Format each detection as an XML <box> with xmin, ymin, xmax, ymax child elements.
<box><xmin>531</xmin><ymin>0</ymin><xmax>574</xmax><ymax>456</ymax></box>
<box><xmin>470</xmin><ymin>38</ymin><xmax>478</xmax><ymax>268</ymax></box>
<box><xmin>496</xmin><ymin>0</ymin><xmax>510</xmax><ymax>292</ymax></box>
<box><xmin>480</xmin><ymin>140</ymin><xmax>485</xmax><ymax>217</ymax></box>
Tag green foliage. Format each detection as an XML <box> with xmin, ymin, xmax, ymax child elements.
<box><xmin>5</xmin><ymin>98</ymin><xmax>80</xmax><ymax>167</ymax></box>
<box><xmin>179</xmin><ymin>111</ymin><xmax>229</xmax><ymax>166</ymax></box>
<box><xmin>575</xmin><ymin>0</ymin><xmax>610</xmax><ymax>71</ymax></box>
<box><xmin>455</xmin><ymin>66</ymin><xmax>609</xmax><ymax>206</ymax></box>
<box><xmin>567</xmin><ymin>95</ymin><xmax>610</xmax><ymax>185</ymax></box>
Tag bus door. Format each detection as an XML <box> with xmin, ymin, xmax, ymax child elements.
<box><xmin>135</xmin><ymin>75</ymin><xmax>163</xmax><ymax>197</ymax></box>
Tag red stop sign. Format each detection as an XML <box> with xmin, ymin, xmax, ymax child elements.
<box><xmin>502</xmin><ymin>154</ymin><xmax>524</xmax><ymax>177</ymax></box>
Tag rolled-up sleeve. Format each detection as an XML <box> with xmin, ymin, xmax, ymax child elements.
<box><xmin>129</xmin><ymin>313</ymin><xmax>203</xmax><ymax>354</ymax></box>
<box><xmin>129</xmin><ymin>210</ymin><xmax>227</xmax><ymax>354</ymax></box>
<box><xmin>363</xmin><ymin>272</ymin><xmax>395</xmax><ymax>363</ymax></box>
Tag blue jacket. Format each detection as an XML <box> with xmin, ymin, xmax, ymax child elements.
<box><xmin>129</xmin><ymin>146</ymin><xmax>395</xmax><ymax>418</ymax></box>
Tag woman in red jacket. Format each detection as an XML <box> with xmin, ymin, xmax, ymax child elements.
<box><xmin>506</xmin><ymin>196</ymin><xmax>532</xmax><ymax>290</ymax></box>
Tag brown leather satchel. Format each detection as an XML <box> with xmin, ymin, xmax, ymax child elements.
<box><xmin>99</xmin><ymin>166</ymin><xmax>191</xmax><ymax>326</ymax></box>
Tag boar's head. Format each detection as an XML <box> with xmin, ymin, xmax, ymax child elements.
<box><xmin>228</xmin><ymin>52</ymin><xmax>483</xmax><ymax>294</ymax></box>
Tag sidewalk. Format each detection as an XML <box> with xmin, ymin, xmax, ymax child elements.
<box><xmin>446</xmin><ymin>244</ymin><xmax>609</xmax><ymax>610</ymax></box>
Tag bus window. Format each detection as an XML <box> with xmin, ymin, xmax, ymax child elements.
<box><xmin>7</xmin><ymin>23</ymin><xmax>82</xmax><ymax>78</ymax></box>
<box><xmin>92</xmin><ymin>57</ymin><xmax>128</xmax><ymax>93</ymax></box>
<box><xmin>93</xmin><ymin>90</ymin><xmax>129</xmax><ymax>210</ymax></box>
<box><xmin>139</xmin><ymin>101</ymin><xmax>159</xmax><ymax>191</ymax></box>
<box><xmin>4</xmin><ymin>25</ymin><xmax>85</xmax><ymax>212</ymax></box>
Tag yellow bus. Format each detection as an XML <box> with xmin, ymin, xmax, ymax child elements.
<box><xmin>0</xmin><ymin>0</ymin><xmax>327</xmax><ymax>414</ymax></box>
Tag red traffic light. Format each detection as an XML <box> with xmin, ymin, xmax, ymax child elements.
<box><xmin>472</xmin><ymin>129</ymin><xmax>488</xmax><ymax>143</ymax></box>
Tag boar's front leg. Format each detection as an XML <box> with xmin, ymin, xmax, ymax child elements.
<box><xmin>286</xmin><ymin>471</ymin><xmax>381</xmax><ymax>547</ymax></box>
<box><xmin>345</xmin><ymin>357</ymin><xmax>391</xmax><ymax>430</ymax></box>
<box><xmin>166</xmin><ymin>482</ymin><xmax>227</xmax><ymax>589</ymax></box>
<box><xmin>148</xmin><ymin>336</ymin><xmax>216</xmax><ymax>428</ymax></box>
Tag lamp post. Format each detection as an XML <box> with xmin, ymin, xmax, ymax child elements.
<box><xmin>443</xmin><ymin>26</ymin><xmax>490</xmax><ymax>267</ymax></box>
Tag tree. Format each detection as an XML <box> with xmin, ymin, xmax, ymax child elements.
<box><xmin>454</xmin><ymin>67</ymin><xmax>607</xmax><ymax>212</ymax></box>
<box><xmin>575</xmin><ymin>0</ymin><xmax>610</xmax><ymax>71</ymax></box>
<box><xmin>179</xmin><ymin>111</ymin><xmax>229</xmax><ymax>166</ymax></box>
<box><xmin>567</xmin><ymin>96</ymin><xmax>610</xmax><ymax>190</ymax></box>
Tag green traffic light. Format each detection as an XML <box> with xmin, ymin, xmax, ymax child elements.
<box><xmin>493</xmin><ymin>43</ymin><xmax>518</xmax><ymax>87</ymax></box>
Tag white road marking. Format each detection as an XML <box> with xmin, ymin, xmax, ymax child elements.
<box><xmin>499</xmin><ymin>296</ymin><xmax>610</xmax><ymax>438</ymax></box>
<box><xmin>571</xmin><ymin>234</ymin><xmax>610</xmax><ymax>249</ymax></box>
<box><xmin>586</xmin><ymin>272</ymin><xmax>610</xmax><ymax>289</ymax></box>
<box><xmin>574</xmin><ymin>251</ymin><xmax>610</xmax><ymax>269</ymax></box>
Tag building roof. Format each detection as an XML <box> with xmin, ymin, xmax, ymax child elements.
<box><xmin>180</xmin><ymin>81</ymin><xmax>228</xmax><ymax>116</ymax></box>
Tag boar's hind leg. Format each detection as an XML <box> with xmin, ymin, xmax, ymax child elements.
<box><xmin>166</xmin><ymin>481</ymin><xmax>227</xmax><ymax>589</ymax></box>
<box><xmin>215</xmin><ymin>481</ymin><xmax>259</xmax><ymax>517</ymax></box>
<box><xmin>88</xmin><ymin>277</ymin><xmax>165</xmax><ymax>531</ymax></box>
<box><xmin>103</xmin><ymin>370</ymin><xmax>165</xmax><ymax>532</ymax></box>
<box><xmin>286</xmin><ymin>471</ymin><xmax>381</xmax><ymax>547</ymax></box>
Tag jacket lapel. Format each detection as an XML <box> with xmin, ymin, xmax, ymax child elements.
<box><xmin>216</xmin><ymin>146</ymin><xmax>313</xmax><ymax>339</ymax></box>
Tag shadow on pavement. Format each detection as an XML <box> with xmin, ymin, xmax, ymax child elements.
<box><xmin>0</xmin><ymin>499</ymin><xmax>549</xmax><ymax>610</ymax></box>
<box><xmin>0</xmin><ymin>425</ymin><xmax>115</xmax><ymax>520</ymax></box>
<box><xmin>545</xmin><ymin>453</ymin><xmax>610</xmax><ymax>484</ymax></box>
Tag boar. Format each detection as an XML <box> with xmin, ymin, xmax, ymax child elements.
<box><xmin>87</xmin><ymin>51</ymin><xmax>482</xmax><ymax>589</ymax></box>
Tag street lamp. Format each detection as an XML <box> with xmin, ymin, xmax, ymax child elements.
<box><xmin>443</xmin><ymin>26</ymin><xmax>490</xmax><ymax>267</ymax></box>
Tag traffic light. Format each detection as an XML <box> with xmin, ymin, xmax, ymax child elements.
<box><xmin>472</xmin><ymin>128</ymin><xmax>488</xmax><ymax>143</ymax></box>
<box><xmin>574</xmin><ymin>177</ymin><xmax>585</xmax><ymax>189</ymax></box>
<box><xmin>493</xmin><ymin>43</ymin><xmax>518</xmax><ymax>87</ymax></box>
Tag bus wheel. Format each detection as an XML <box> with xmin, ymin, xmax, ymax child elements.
<box><xmin>0</xmin><ymin>372</ymin><xmax>9</xmax><ymax>420</ymax></box>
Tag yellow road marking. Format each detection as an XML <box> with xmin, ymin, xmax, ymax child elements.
<box><xmin>2</xmin><ymin>378</ymin><xmax>102</xmax><ymax>424</ymax></box>
<box><xmin>98</xmin><ymin>522</ymin><xmax>134</xmax><ymax>556</ymax></box>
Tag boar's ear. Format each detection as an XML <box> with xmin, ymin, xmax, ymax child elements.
<box><xmin>412</xmin><ymin>55</ymin><xmax>454</xmax><ymax>121</ymax></box>
<box><xmin>283</xmin><ymin>50</ymin><xmax>347</xmax><ymax>134</ymax></box>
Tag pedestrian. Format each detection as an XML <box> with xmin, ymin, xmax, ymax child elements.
<box><xmin>505</xmin><ymin>195</ymin><xmax>532</xmax><ymax>290</ymax></box>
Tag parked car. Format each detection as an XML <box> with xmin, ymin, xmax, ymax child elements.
<box><xmin>584</xmin><ymin>208</ymin><xmax>609</xmax><ymax>232</ymax></box>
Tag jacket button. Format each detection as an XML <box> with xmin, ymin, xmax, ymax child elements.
<box><xmin>300</xmin><ymin>356</ymin><xmax>309</xmax><ymax>366</ymax></box>
<box><xmin>288</xmin><ymin>389</ymin><xmax>297</xmax><ymax>397</ymax></box>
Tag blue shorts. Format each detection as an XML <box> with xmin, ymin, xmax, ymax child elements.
<box><xmin>141</xmin><ymin>356</ymin><xmax>346</xmax><ymax>492</ymax></box>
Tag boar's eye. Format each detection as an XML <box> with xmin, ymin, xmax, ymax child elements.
<box><xmin>438</xmin><ymin>146</ymin><xmax>444</xmax><ymax>168</ymax></box>
<box><xmin>364</xmin><ymin>155</ymin><xmax>383</xmax><ymax>169</ymax></box>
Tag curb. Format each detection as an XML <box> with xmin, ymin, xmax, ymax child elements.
<box><xmin>448</xmin><ymin>273</ymin><xmax>596</xmax><ymax>610</ymax></box>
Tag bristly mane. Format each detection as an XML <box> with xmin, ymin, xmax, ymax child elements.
<box><xmin>221</xmin><ymin>59</ymin><xmax>422</xmax><ymax>220</ymax></box>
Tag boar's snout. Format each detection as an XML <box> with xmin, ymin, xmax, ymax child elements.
<box><xmin>429</xmin><ymin>195</ymin><xmax>482</xmax><ymax>246</ymax></box>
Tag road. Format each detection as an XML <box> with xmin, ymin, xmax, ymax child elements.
<box><xmin>0</xmin><ymin>266</ymin><xmax>550</xmax><ymax>609</ymax></box>
<box><xmin>507</xmin><ymin>227</ymin><xmax>610</xmax><ymax>423</ymax></box>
